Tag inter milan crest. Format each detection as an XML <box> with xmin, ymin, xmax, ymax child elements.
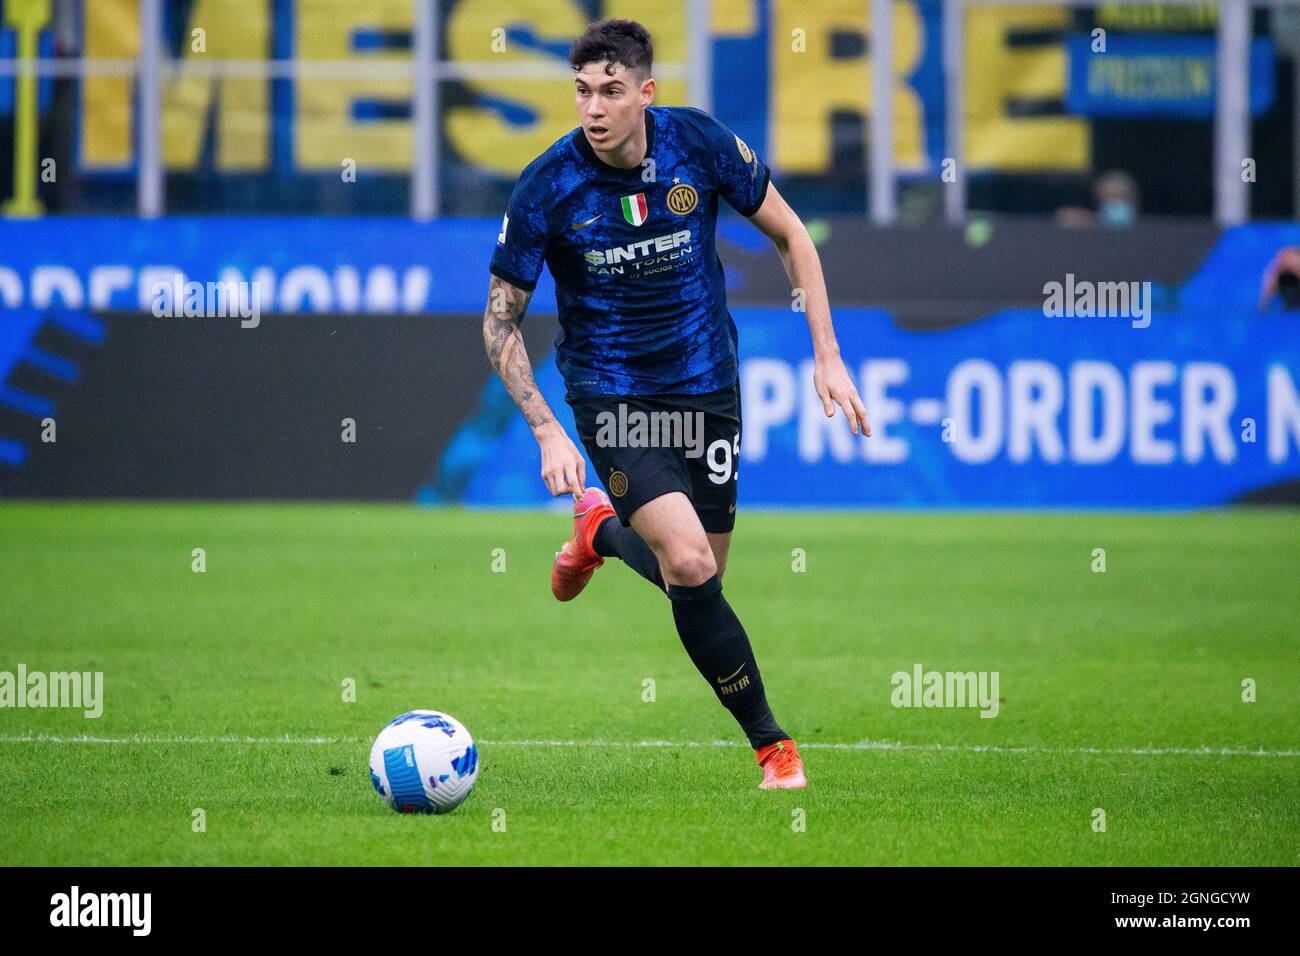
<box><xmin>666</xmin><ymin>183</ymin><xmax>698</xmax><ymax>215</ymax></box>
<box><xmin>620</xmin><ymin>192</ymin><xmax>648</xmax><ymax>226</ymax></box>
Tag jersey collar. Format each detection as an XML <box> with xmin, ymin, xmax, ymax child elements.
<box><xmin>572</xmin><ymin>108</ymin><xmax>655</xmax><ymax>175</ymax></box>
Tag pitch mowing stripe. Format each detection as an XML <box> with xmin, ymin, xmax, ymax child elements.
<box><xmin>0</xmin><ymin>733</ymin><xmax>1297</xmax><ymax>758</ymax></box>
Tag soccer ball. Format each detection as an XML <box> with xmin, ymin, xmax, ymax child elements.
<box><xmin>369</xmin><ymin>710</ymin><xmax>479</xmax><ymax>814</ymax></box>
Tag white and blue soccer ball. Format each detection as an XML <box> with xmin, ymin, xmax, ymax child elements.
<box><xmin>369</xmin><ymin>710</ymin><xmax>479</xmax><ymax>814</ymax></box>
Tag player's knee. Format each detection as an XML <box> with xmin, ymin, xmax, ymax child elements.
<box><xmin>660</xmin><ymin>540</ymin><xmax>717</xmax><ymax>587</ymax></box>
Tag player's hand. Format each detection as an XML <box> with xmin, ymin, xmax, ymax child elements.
<box><xmin>814</xmin><ymin>354</ymin><xmax>871</xmax><ymax>437</ymax></box>
<box><xmin>533</xmin><ymin>421</ymin><xmax>587</xmax><ymax>496</ymax></box>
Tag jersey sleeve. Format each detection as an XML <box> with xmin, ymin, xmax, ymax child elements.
<box><xmin>698</xmin><ymin>111</ymin><xmax>771</xmax><ymax>217</ymax></box>
<box><xmin>489</xmin><ymin>176</ymin><xmax>550</xmax><ymax>292</ymax></box>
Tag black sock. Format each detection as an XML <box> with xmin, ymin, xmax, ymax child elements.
<box><xmin>593</xmin><ymin>516</ymin><xmax>665</xmax><ymax>592</ymax></box>
<box><xmin>666</xmin><ymin>575</ymin><xmax>787</xmax><ymax>750</ymax></box>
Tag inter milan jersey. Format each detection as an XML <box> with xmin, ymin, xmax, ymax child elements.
<box><xmin>489</xmin><ymin>105</ymin><xmax>770</xmax><ymax>397</ymax></box>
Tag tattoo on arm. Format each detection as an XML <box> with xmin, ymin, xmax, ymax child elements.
<box><xmin>483</xmin><ymin>275</ymin><xmax>557</xmax><ymax>430</ymax></box>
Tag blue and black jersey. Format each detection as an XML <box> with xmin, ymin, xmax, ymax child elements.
<box><xmin>489</xmin><ymin>105</ymin><xmax>770</xmax><ymax>397</ymax></box>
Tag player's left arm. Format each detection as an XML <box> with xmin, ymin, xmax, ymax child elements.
<box><xmin>747</xmin><ymin>182</ymin><xmax>871</xmax><ymax>436</ymax></box>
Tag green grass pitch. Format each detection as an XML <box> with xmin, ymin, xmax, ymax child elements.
<box><xmin>1</xmin><ymin>502</ymin><xmax>1297</xmax><ymax>866</ymax></box>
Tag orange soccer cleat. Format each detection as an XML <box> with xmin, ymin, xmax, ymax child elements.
<box><xmin>756</xmin><ymin>739</ymin><xmax>808</xmax><ymax>790</ymax></box>
<box><xmin>550</xmin><ymin>487</ymin><xmax>616</xmax><ymax>601</ymax></box>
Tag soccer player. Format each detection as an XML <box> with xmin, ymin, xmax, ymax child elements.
<box><xmin>483</xmin><ymin>18</ymin><xmax>869</xmax><ymax>789</ymax></box>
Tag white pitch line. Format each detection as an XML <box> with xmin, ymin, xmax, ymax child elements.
<box><xmin>0</xmin><ymin>733</ymin><xmax>1296</xmax><ymax>758</ymax></box>
<box><xmin>0</xmin><ymin>733</ymin><xmax>348</xmax><ymax>746</ymax></box>
<box><xmin>489</xmin><ymin>739</ymin><xmax>1300</xmax><ymax>758</ymax></box>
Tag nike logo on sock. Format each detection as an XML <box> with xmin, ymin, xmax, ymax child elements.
<box><xmin>716</xmin><ymin>664</ymin><xmax>745</xmax><ymax>684</ymax></box>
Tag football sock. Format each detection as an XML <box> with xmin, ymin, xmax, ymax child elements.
<box><xmin>666</xmin><ymin>574</ymin><xmax>788</xmax><ymax>750</ymax></box>
<box><xmin>593</xmin><ymin>516</ymin><xmax>665</xmax><ymax>592</ymax></box>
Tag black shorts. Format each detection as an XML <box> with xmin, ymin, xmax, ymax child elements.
<box><xmin>567</xmin><ymin>382</ymin><xmax>742</xmax><ymax>534</ymax></box>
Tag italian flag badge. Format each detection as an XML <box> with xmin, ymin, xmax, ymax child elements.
<box><xmin>620</xmin><ymin>192</ymin><xmax>648</xmax><ymax>226</ymax></box>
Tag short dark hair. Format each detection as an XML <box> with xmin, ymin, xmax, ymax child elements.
<box><xmin>569</xmin><ymin>18</ymin><xmax>653</xmax><ymax>80</ymax></box>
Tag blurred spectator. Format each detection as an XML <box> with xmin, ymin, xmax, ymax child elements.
<box><xmin>1095</xmin><ymin>171</ymin><xmax>1140</xmax><ymax>228</ymax></box>
<box><xmin>51</xmin><ymin>0</ymin><xmax>82</xmax><ymax>56</ymax></box>
<box><xmin>1055</xmin><ymin>170</ymin><xmax>1141</xmax><ymax>229</ymax></box>
<box><xmin>1259</xmin><ymin>246</ymin><xmax>1300</xmax><ymax>311</ymax></box>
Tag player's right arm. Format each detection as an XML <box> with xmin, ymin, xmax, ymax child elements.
<box><xmin>486</xmin><ymin>168</ymin><xmax>587</xmax><ymax>496</ymax></box>
<box><xmin>481</xmin><ymin>274</ymin><xmax>586</xmax><ymax>497</ymax></box>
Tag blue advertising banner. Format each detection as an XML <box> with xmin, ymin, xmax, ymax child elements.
<box><xmin>1066</xmin><ymin>35</ymin><xmax>1275</xmax><ymax>119</ymax></box>
<box><xmin>450</xmin><ymin>304</ymin><xmax>1300</xmax><ymax>510</ymax></box>
<box><xmin>0</xmin><ymin>216</ymin><xmax>513</xmax><ymax>316</ymax></box>
<box><xmin>3</xmin><ymin>217</ymin><xmax>1299</xmax><ymax>507</ymax></box>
